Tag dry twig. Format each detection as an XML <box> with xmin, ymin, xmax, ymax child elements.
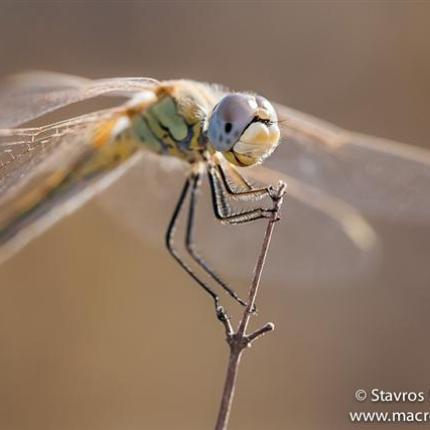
<box><xmin>214</xmin><ymin>181</ymin><xmax>287</xmax><ymax>430</ymax></box>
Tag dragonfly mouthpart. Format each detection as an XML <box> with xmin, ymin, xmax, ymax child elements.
<box><xmin>224</xmin><ymin>119</ymin><xmax>280</xmax><ymax>166</ymax></box>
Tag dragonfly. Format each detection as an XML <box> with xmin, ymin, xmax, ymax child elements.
<box><xmin>0</xmin><ymin>72</ymin><xmax>429</xmax><ymax>314</ymax></box>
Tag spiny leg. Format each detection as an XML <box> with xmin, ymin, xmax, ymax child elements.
<box><xmin>208</xmin><ymin>165</ymin><xmax>279</xmax><ymax>224</ymax></box>
<box><xmin>165</xmin><ymin>176</ymin><xmax>227</xmax><ymax>321</ymax></box>
<box><xmin>185</xmin><ymin>173</ymin><xmax>248</xmax><ymax>307</ymax></box>
<box><xmin>216</xmin><ymin>163</ymin><xmax>272</xmax><ymax>200</ymax></box>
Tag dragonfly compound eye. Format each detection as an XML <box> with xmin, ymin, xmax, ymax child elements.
<box><xmin>208</xmin><ymin>93</ymin><xmax>280</xmax><ymax>166</ymax></box>
<box><xmin>208</xmin><ymin>94</ymin><xmax>257</xmax><ymax>151</ymax></box>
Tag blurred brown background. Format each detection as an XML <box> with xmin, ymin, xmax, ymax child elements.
<box><xmin>0</xmin><ymin>2</ymin><xmax>430</xmax><ymax>430</ymax></box>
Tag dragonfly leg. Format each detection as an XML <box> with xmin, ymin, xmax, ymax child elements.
<box><xmin>208</xmin><ymin>165</ymin><xmax>279</xmax><ymax>225</ymax></box>
<box><xmin>216</xmin><ymin>163</ymin><xmax>275</xmax><ymax>200</ymax></box>
<box><xmin>165</xmin><ymin>175</ymin><xmax>227</xmax><ymax>322</ymax></box>
<box><xmin>185</xmin><ymin>172</ymin><xmax>249</xmax><ymax>308</ymax></box>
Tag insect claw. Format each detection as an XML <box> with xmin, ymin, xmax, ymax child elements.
<box><xmin>267</xmin><ymin>181</ymin><xmax>287</xmax><ymax>201</ymax></box>
<box><xmin>267</xmin><ymin>185</ymin><xmax>278</xmax><ymax>200</ymax></box>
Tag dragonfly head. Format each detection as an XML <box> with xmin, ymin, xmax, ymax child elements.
<box><xmin>207</xmin><ymin>93</ymin><xmax>280</xmax><ymax>166</ymax></box>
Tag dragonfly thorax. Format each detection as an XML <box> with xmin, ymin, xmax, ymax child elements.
<box><xmin>126</xmin><ymin>82</ymin><xmax>216</xmax><ymax>164</ymax></box>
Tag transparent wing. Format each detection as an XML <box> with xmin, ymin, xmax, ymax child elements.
<box><xmin>0</xmin><ymin>108</ymin><xmax>142</xmax><ymax>263</ymax></box>
<box><xmin>96</xmin><ymin>104</ymin><xmax>430</xmax><ymax>288</ymax></box>
<box><xmin>96</xmin><ymin>154</ymin><xmax>381</xmax><ymax>287</ymax></box>
<box><xmin>266</xmin><ymin>103</ymin><xmax>430</xmax><ymax>223</ymax></box>
<box><xmin>0</xmin><ymin>72</ymin><xmax>159</xmax><ymax>128</ymax></box>
<box><xmin>0</xmin><ymin>107</ymin><xmax>122</xmax><ymax>192</ymax></box>
<box><xmin>1</xmin><ymin>70</ymin><xmax>92</xmax><ymax>92</ymax></box>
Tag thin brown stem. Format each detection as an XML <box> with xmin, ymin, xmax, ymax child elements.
<box><xmin>214</xmin><ymin>182</ymin><xmax>287</xmax><ymax>430</ymax></box>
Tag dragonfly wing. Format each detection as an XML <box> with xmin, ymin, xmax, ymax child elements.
<box><xmin>2</xmin><ymin>71</ymin><xmax>92</xmax><ymax>92</ymax></box>
<box><xmin>266</xmin><ymin>103</ymin><xmax>430</xmax><ymax>223</ymax></box>
<box><xmin>0</xmin><ymin>111</ymin><xmax>141</xmax><ymax>263</ymax></box>
<box><xmin>96</xmin><ymin>151</ymin><xmax>379</xmax><ymax>287</ymax></box>
<box><xmin>0</xmin><ymin>108</ymin><xmax>122</xmax><ymax>191</ymax></box>
<box><xmin>96</xmin><ymin>152</ymin><xmax>189</xmax><ymax>246</ymax></box>
<box><xmin>97</xmin><ymin>102</ymin><xmax>430</xmax><ymax>287</ymax></box>
<box><xmin>0</xmin><ymin>72</ymin><xmax>159</xmax><ymax>128</ymax></box>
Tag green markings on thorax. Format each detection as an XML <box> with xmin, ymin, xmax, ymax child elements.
<box><xmin>151</xmin><ymin>97</ymin><xmax>188</xmax><ymax>141</ymax></box>
<box><xmin>133</xmin><ymin>96</ymin><xmax>191</xmax><ymax>156</ymax></box>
